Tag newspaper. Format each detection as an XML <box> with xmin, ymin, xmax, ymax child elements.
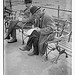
<box><xmin>26</xmin><ymin>27</ymin><xmax>41</xmax><ymax>35</ymax></box>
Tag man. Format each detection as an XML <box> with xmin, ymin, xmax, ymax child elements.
<box><xmin>19</xmin><ymin>6</ymin><xmax>56</xmax><ymax>56</ymax></box>
<box><xmin>5</xmin><ymin>0</ymin><xmax>33</xmax><ymax>43</ymax></box>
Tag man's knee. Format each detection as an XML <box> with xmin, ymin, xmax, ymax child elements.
<box><xmin>9</xmin><ymin>20</ymin><xmax>19</xmax><ymax>28</ymax></box>
<box><xmin>31</xmin><ymin>30</ymin><xmax>40</xmax><ymax>37</ymax></box>
<box><xmin>10</xmin><ymin>20</ymin><xmax>18</xmax><ymax>25</ymax></box>
<box><xmin>32</xmin><ymin>30</ymin><xmax>38</xmax><ymax>34</ymax></box>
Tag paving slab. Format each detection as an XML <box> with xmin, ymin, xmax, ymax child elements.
<box><xmin>4</xmin><ymin>30</ymin><xmax>72</xmax><ymax>75</ymax></box>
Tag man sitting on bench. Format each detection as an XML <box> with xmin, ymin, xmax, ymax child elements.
<box><xmin>19</xmin><ymin>6</ymin><xmax>56</xmax><ymax>56</ymax></box>
<box><xmin>5</xmin><ymin>0</ymin><xmax>33</xmax><ymax>43</ymax></box>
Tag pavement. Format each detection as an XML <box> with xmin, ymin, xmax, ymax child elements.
<box><xmin>4</xmin><ymin>30</ymin><xmax>72</xmax><ymax>75</ymax></box>
<box><xmin>4</xmin><ymin>0</ymin><xmax>72</xmax><ymax>74</ymax></box>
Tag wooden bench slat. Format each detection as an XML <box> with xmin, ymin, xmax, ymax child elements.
<box><xmin>58</xmin><ymin>43</ymin><xmax>72</xmax><ymax>53</ymax></box>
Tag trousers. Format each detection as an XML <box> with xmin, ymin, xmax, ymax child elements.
<box><xmin>7</xmin><ymin>20</ymin><xmax>19</xmax><ymax>39</ymax></box>
<box><xmin>26</xmin><ymin>30</ymin><xmax>40</xmax><ymax>54</ymax></box>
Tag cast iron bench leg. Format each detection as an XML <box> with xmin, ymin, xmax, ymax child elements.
<box><xmin>22</xmin><ymin>29</ymin><xmax>24</xmax><ymax>45</ymax></box>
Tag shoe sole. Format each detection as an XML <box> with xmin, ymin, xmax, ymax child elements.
<box><xmin>8</xmin><ymin>40</ymin><xmax>17</xmax><ymax>43</ymax></box>
<box><xmin>4</xmin><ymin>37</ymin><xmax>10</xmax><ymax>40</ymax></box>
<box><xmin>28</xmin><ymin>53</ymin><xmax>39</xmax><ymax>56</ymax></box>
<box><xmin>19</xmin><ymin>48</ymin><xmax>26</xmax><ymax>51</ymax></box>
<box><xmin>19</xmin><ymin>48</ymin><xmax>30</xmax><ymax>51</ymax></box>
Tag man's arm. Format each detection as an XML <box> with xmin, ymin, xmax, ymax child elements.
<box><xmin>22</xmin><ymin>15</ymin><xmax>35</xmax><ymax>24</ymax></box>
<box><xmin>40</xmin><ymin>22</ymin><xmax>55</xmax><ymax>35</ymax></box>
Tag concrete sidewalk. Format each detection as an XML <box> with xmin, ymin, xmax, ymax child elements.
<box><xmin>4</xmin><ymin>0</ymin><xmax>72</xmax><ymax>74</ymax></box>
<box><xmin>4</xmin><ymin>30</ymin><xmax>72</xmax><ymax>75</ymax></box>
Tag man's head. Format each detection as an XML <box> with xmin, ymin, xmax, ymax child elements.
<box><xmin>24</xmin><ymin>0</ymin><xmax>32</xmax><ymax>8</ymax></box>
<box><xmin>30</xmin><ymin>6</ymin><xmax>42</xmax><ymax>19</ymax></box>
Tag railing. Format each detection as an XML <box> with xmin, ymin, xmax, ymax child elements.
<box><xmin>38</xmin><ymin>5</ymin><xmax>72</xmax><ymax>12</ymax></box>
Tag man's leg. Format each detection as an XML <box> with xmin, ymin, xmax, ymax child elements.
<box><xmin>19</xmin><ymin>36</ymin><xmax>35</xmax><ymax>51</ymax></box>
<box><xmin>8</xmin><ymin>28</ymin><xmax>17</xmax><ymax>43</ymax></box>
<box><xmin>28</xmin><ymin>37</ymin><xmax>39</xmax><ymax>56</ymax></box>
<box><xmin>19</xmin><ymin>30</ymin><xmax>39</xmax><ymax>51</ymax></box>
<box><xmin>33</xmin><ymin>38</ymin><xmax>39</xmax><ymax>54</ymax></box>
<box><xmin>5</xmin><ymin>20</ymin><xmax>18</xmax><ymax>40</ymax></box>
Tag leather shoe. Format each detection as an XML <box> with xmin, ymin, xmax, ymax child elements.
<box><xmin>5</xmin><ymin>36</ymin><xmax>10</xmax><ymax>39</ymax></box>
<box><xmin>19</xmin><ymin>46</ymin><xmax>30</xmax><ymax>51</ymax></box>
<box><xmin>8</xmin><ymin>39</ymin><xmax>17</xmax><ymax>43</ymax></box>
<box><xmin>28</xmin><ymin>52</ymin><xmax>39</xmax><ymax>56</ymax></box>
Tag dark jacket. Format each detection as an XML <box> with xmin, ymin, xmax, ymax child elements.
<box><xmin>38</xmin><ymin>13</ymin><xmax>56</xmax><ymax>55</ymax></box>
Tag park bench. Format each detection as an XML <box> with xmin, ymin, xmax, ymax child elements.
<box><xmin>45</xmin><ymin>18</ymin><xmax>72</xmax><ymax>63</ymax></box>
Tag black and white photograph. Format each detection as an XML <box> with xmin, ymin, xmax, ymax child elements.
<box><xmin>3</xmin><ymin>0</ymin><xmax>72</xmax><ymax>75</ymax></box>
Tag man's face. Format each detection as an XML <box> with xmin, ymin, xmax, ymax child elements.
<box><xmin>25</xmin><ymin>3</ymin><xmax>32</xmax><ymax>8</ymax></box>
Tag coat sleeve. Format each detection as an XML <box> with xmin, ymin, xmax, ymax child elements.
<box><xmin>22</xmin><ymin>15</ymin><xmax>35</xmax><ymax>24</ymax></box>
<box><xmin>40</xmin><ymin>22</ymin><xmax>54</xmax><ymax>35</ymax></box>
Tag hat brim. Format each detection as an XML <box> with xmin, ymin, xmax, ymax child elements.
<box><xmin>32</xmin><ymin>7</ymin><xmax>41</xmax><ymax>15</ymax></box>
